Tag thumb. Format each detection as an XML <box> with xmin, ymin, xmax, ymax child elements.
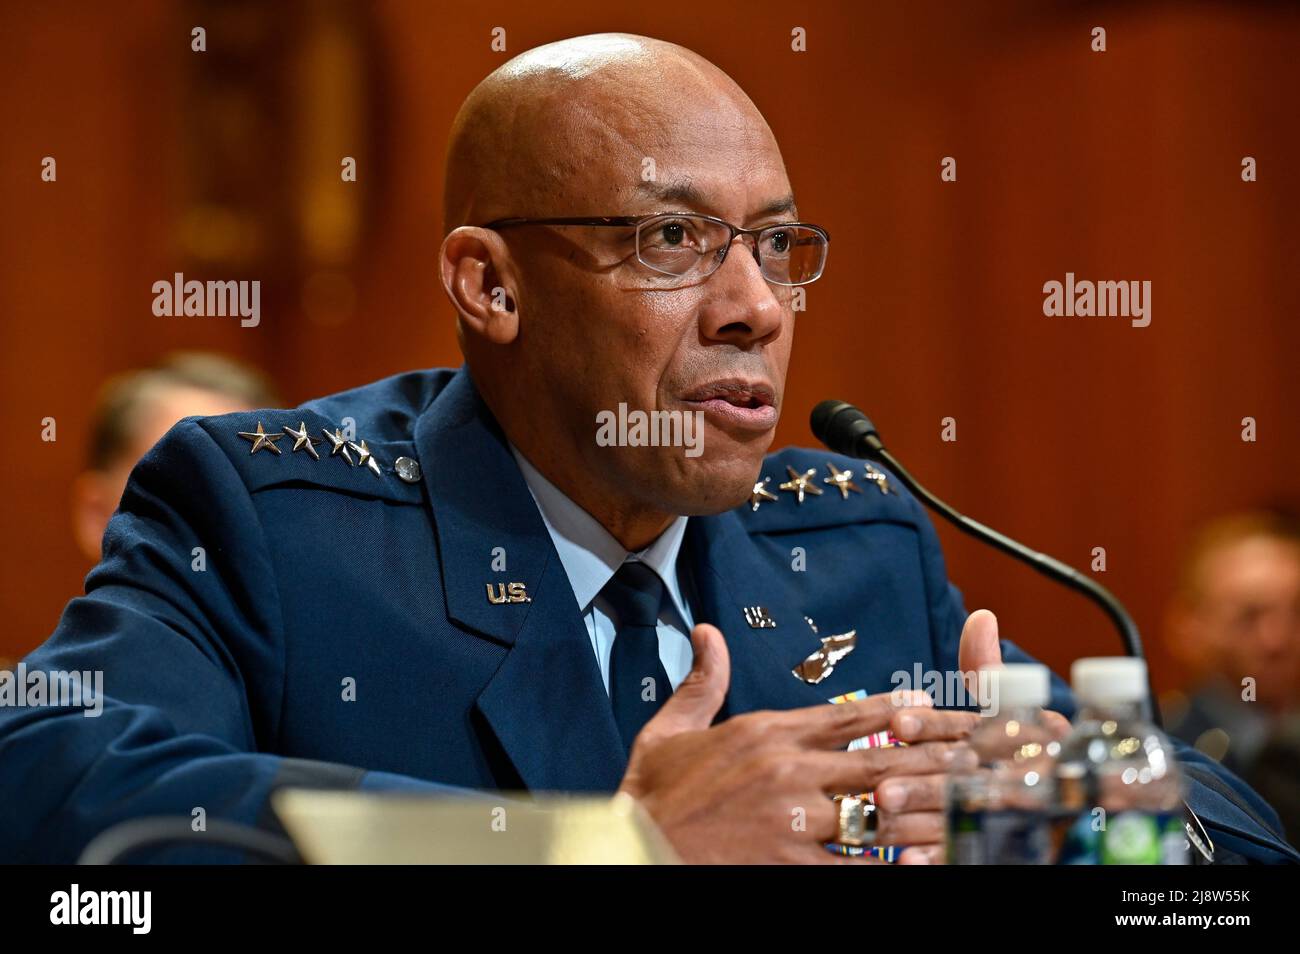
<box><xmin>958</xmin><ymin>609</ymin><xmax>1002</xmax><ymax>697</ymax></box>
<box><xmin>638</xmin><ymin>622</ymin><xmax>730</xmax><ymax>744</ymax></box>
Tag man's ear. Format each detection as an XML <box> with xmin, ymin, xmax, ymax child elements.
<box><xmin>439</xmin><ymin>227</ymin><xmax>520</xmax><ymax>345</ymax></box>
<box><xmin>71</xmin><ymin>471</ymin><xmax>113</xmax><ymax>563</ymax></box>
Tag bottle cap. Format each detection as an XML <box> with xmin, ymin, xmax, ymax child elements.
<box><xmin>1071</xmin><ymin>657</ymin><xmax>1148</xmax><ymax>706</ymax></box>
<box><xmin>979</xmin><ymin>663</ymin><xmax>1050</xmax><ymax>710</ymax></box>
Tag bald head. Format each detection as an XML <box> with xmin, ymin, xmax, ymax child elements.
<box><xmin>443</xmin><ymin>33</ymin><xmax>782</xmax><ymax>232</ymax></box>
<box><xmin>438</xmin><ymin>33</ymin><xmax>804</xmax><ymax>550</ymax></box>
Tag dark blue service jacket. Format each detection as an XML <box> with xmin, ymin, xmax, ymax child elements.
<box><xmin>1</xmin><ymin>367</ymin><xmax>1294</xmax><ymax>863</ymax></box>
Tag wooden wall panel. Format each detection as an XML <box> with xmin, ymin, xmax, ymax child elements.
<box><xmin>2</xmin><ymin>1</ymin><xmax>1296</xmax><ymax>696</ymax></box>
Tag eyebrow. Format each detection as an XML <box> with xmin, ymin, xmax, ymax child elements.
<box><xmin>634</xmin><ymin>180</ymin><xmax>798</xmax><ymax>221</ymax></box>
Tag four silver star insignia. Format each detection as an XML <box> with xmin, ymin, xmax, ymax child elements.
<box><xmin>234</xmin><ymin>420</ymin><xmax>393</xmax><ymax>478</ymax></box>
<box><xmin>753</xmin><ymin>461</ymin><xmax>894</xmax><ymax>510</ymax></box>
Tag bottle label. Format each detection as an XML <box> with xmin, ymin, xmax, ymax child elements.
<box><xmin>1059</xmin><ymin>810</ymin><xmax>1188</xmax><ymax>865</ymax></box>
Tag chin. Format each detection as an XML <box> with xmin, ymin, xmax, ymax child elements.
<box><xmin>665</xmin><ymin>443</ymin><xmax>768</xmax><ymax>517</ymax></box>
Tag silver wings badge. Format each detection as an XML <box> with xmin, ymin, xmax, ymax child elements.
<box><xmin>792</xmin><ymin>629</ymin><xmax>858</xmax><ymax>685</ymax></box>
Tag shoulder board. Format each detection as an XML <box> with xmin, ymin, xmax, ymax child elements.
<box><xmin>195</xmin><ymin>409</ymin><xmax>425</xmax><ymax>504</ymax></box>
<box><xmin>737</xmin><ymin>446</ymin><xmax>920</xmax><ymax>534</ymax></box>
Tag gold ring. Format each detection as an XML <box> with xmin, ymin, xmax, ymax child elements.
<box><xmin>835</xmin><ymin>795</ymin><xmax>876</xmax><ymax>847</ymax></box>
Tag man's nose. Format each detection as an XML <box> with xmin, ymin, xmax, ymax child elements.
<box><xmin>696</xmin><ymin>236</ymin><xmax>786</xmax><ymax>347</ymax></box>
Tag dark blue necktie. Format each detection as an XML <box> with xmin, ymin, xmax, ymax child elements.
<box><xmin>602</xmin><ymin>561</ymin><xmax>673</xmax><ymax>752</ymax></box>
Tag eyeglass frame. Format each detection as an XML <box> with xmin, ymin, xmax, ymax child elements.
<box><xmin>478</xmin><ymin>212</ymin><xmax>830</xmax><ymax>286</ymax></box>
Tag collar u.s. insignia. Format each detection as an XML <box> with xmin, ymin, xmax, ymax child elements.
<box><xmin>486</xmin><ymin>582</ymin><xmax>530</xmax><ymax>604</ymax></box>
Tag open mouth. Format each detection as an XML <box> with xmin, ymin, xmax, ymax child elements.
<box><xmin>680</xmin><ymin>380</ymin><xmax>779</xmax><ymax>433</ymax></box>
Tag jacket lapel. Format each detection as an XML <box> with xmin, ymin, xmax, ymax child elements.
<box><xmin>683</xmin><ymin>511</ymin><xmax>831</xmax><ymax>719</ymax></box>
<box><xmin>413</xmin><ymin>369</ymin><xmax>626</xmax><ymax>792</ymax></box>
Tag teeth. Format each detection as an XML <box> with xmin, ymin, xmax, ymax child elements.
<box><xmin>688</xmin><ymin>389</ymin><xmax>768</xmax><ymax>408</ymax></box>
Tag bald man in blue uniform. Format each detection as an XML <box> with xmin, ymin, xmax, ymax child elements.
<box><xmin>2</xmin><ymin>33</ymin><xmax>1295</xmax><ymax>864</ymax></box>
<box><xmin>2</xmin><ymin>366</ymin><xmax>1295</xmax><ymax>863</ymax></box>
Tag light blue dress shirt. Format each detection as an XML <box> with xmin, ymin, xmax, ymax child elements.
<box><xmin>511</xmin><ymin>447</ymin><xmax>696</xmax><ymax>694</ymax></box>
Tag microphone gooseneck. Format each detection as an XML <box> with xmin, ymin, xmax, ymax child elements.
<box><xmin>811</xmin><ymin>399</ymin><xmax>1159</xmax><ymax>726</ymax></box>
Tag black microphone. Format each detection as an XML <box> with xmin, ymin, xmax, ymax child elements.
<box><xmin>811</xmin><ymin>398</ymin><xmax>1159</xmax><ymax>725</ymax></box>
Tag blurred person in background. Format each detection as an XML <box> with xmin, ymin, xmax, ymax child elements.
<box><xmin>1164</xmin><ymin>509</ymin><xmax>1300</xmax><ymax>842</ymax></box>
<box><xmin>71</xmin><ymin>352</ymin><xmax>280</xmax><ymax>562</ymax></box>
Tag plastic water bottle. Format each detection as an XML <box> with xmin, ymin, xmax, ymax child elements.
<box><xmin>1055</xmin><ymin>657</ymin><xmax>1188</xmax><ymax>865</ymax></box>
<box><xmin>946</xmin><ymin>664</ymin><xmax>1058</xmax><ymax>864</ymax></box>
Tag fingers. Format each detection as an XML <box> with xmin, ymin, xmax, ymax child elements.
<box><xmin>637</xmin><ymin>622</ymin><xmax>730</xmax><ymax>743</ymax></box>
<box><xmin>889</xmin><ymin>706</ymin><xmax>981</xmax><ymax>744</ymax></box>
<box><xmin>874</xmin><ymin>773</ymin><xmax>946</xmax><ymax>814</ymax></box>
<box><xmin>813</xmin><ymin>783</ymin><xmax>947</xmax><ymax>864</ymax></box>
<box><xmin>783</xmin><ymin>689</ymin><xmax>932</xmax><ymax>749</ymax></box>
<box><xmin>897</xmin><ymin>844</ymin><xmax>944</xmax><ymax>865</ymax></box>
<box><xmin>1042</xmin><ymin>709</ymin><xmax>1072</xmax><ymax>740</ymax></box>
<box><xmin>802</xmin><ymin>801</ymin><xmax>889</xmax><ymax>864</ymax></box>
<box><xmin>958</xmin><ymin>609</ymin><xmax>1002</xmax><ymax>695</ymax></box>
<box><xmin>812</xmin><ymin>847</ymin><xmax>887</xmax><ymax>865</ymax></box>
<box><xmin>794</xmin><ymin>741</ymin><xmax>975</xmax><ymax>794</ymax></box>
<box><xmin>875</xmin><ymin>810</ymin><xmax>944</xmax><ymax>847</ymax></box>
<box><xmin>743</xmin><ymin>695</ymin><xmax>976</xmax><ymax>755</ymax></box>
<box><xmin>873</xmin><ymin>776</ymin><xmax>952</xmax><ymax>857</ymax></box>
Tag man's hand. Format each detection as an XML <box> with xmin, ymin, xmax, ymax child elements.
<box><xmin>878</xmin><ymin>610</ymin><xmax>1072</xmax><ymax>864</ymax></box>
<box><xmin>618</xmin><ymin>623</ymin><xmax>978</xmax><ymax>864</ymax></box>
<box><xmin>872</xmin><ymin>609</ymin><xmax>1006</xmax><ymax>864</ymax></box>
<box><xmin>957</xmin><ymin>608</ymin><xmax>1072</xmax><ymax>739</ymax></box>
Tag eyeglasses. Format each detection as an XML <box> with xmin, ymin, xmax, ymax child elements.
<box><xmin>480</xmin><ymin>212</ymin><xmax>830</xmax><ymax>286</ymax></box>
